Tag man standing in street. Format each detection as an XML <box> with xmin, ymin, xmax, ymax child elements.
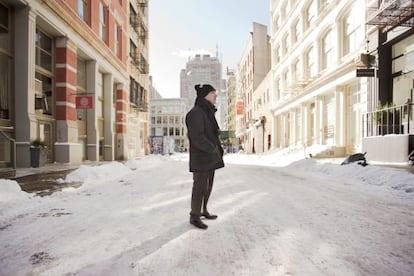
<box><xmin>185</xmin><ymin>84</ymin><xmax>224</xmax><ymax>230</ymax></box>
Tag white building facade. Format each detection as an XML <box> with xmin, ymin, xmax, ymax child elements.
<box><xmin>270</xmin><ymin>0</ymin><xmax>368</xmax><ymax>157</ymax></box>
<box><xmin>149</xmin><ymin>98</ymin><xmax>188</xmax><ymax>153</ymax></box>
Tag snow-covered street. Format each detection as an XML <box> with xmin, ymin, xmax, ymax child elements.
<box><xmin>1</xmin><ymin>153</ymin><xmax>413</xmax><ymax>275</ymax></box>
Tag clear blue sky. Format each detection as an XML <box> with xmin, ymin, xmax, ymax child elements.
<box><xmin>149</xmin><ymin>1</ymin><xmax>270</xmax><ymax>98</ymax></box>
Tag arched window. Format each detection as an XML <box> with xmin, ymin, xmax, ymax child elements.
<box><xmin>322</xmin><ymin>29</ymin><xmax>335</xmax><ymax>70</ymax></box>
<box><xmin>306</xmin><ymin>47</ymin><xmax>317</xmax><ymax>78</ymax></box>
<box><xmin>344</xmin><ymin>5</ymin><xmax>364</xmax><ymax>55</ymax></box>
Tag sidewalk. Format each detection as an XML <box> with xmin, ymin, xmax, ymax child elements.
<box><xmin>8</xmin><ymin>157</ymin><xmax>414</xmax><ymax>197</ymax></box>
<box><xmin>12</xmin><ymin>162</ymin><xmax>104</xmax><ymax>196</ymax></box>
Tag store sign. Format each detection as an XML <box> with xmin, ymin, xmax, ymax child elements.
<box><xmin>76</xmin><ymin>95</ymin><xmax>93</xmax><ymax>109</ymax></box>
<box><xmin>236</xmin><ymin>101</ymin><xmax>244</xmax><ymax>115</ymax></box>
<box><xmin>356</xmin><ymin>68</ymin><xmax>375</xmax><ymax>77</ymax></box>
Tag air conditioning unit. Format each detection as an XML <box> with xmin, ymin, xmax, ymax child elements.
<box><xmin>35</xmin><ymin>79</ymin><xmax>42</xmax><ymax>95</ymax></box>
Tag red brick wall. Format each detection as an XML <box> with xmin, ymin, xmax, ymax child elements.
<box><xmin>55</xmin><ymin>44</ymin><xmax>77</xmax><ymax>121</ymax></box>
<box><xmin>116</xmin><ymin>87</ymin><xmax>128</xmax><ymax>134</ymax></box>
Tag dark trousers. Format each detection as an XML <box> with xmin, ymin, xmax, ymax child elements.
<box><xmin>190</xmin><ymin>170</ymin><xmax>215</xmax><ymax>219</ymax></box>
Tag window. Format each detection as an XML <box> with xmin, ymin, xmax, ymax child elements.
<box><xmin>99</xmin><ymin>2</ymin><xmax>107</xmax><ymax>42</ymax></box>
<box><xmin>294</xmin><ymin>59</ymin><xmax>301</xmax><ymax>81</ymax></box>
<box><xmin>294</xmin><ymin>19</ymin><xmax>301</xmax><ymax>43</ymax></box>
<box><xmin>0</xmin><ymin>3</ymin><xmax>10</xmax><ymax>51</ymax></box>
<box><xmin>0</xmin><ymin>3</ymin><xmax>10</xmax><ymax>119</ymax></box>
<box><xmin>344</xmin><ymin>7</ymin><xmax>364</xmax><ymax>55</ymax></box>
<box><xmin>114</xmin><ymin>24</ymin><xmax>121</xmax><ymax>58</ymax></box>
<box><xmin>273</xmin><ymin>45</ymin><xmax>280</xmax><ymax>65</ymax></box>
<box><xmin>129</xmin><ymin>39</ymin><xmax>136</xmax><ymax>62</ymax></box>
<box><xmin>319</xmin><ymin>0</ymin><xmax>331</xmax><ymax>12</ymax></box>
<box><xmin>322</xmin><ymin>30</ymin><xmax>335</xmax><ymax>70</ymax></box>
<box><xmin>78</xmin><ymin>0</ymin><xmax>89</xmax><ymax>23</ymax></box>
<box><xmin>307</xmin><ymin>47</ymin><xmax>316</xmax><ymax>78</ymax></box>
<box><xmin>306</xmin><ymin>1</ymin><xmax>317</xmax><ymax>29</ymax></box>
<box><xmin>129</xmin><ymin>77</ymin><xmax>147</xmax><ymax>110</ymax></box>
<box><xmin>283</xmin><ymin>33</ymin><xmax>290</xmax><ymax>56</ymax></box>
<box><xmin>139</xmin><ymin>54</ymin><xmax>148</xmax><ymax>74</ymax></box>
<box><xmin>0</xmin><ymin>53</ymin><xmax>10</xmax><ymax>119</ymax></box>
<box><xmin>139</xmin><ymin>24</ymin><xmax>146</xmax><ymax>45</ymax></box>
<box><xmin>35</xmin><ymin>28</ymin><xmax>54</xmax><ymax>116</ymax></box>
<box><xmin>129</xmin><ymin>4</ymin><xmax>137</xmax><ymax>27</ymax></box>
<box><xmin>35</xmin><ymin>29</ymin><xmax>53</xmax><ymax>72</ymax></box>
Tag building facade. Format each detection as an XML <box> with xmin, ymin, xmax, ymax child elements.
<box><xmin>362</xmin><ymin>0</ymin><xmax>414</xmax><ymax>162</ymax></box>
<box><xmin>236</xmin><ymin>22</ymin><xmax>271</xmax><ymax>153</ymax></box>
<box><xmin>126</xmin><ymin>0</ymin><xmax>149</xmax><ymax>159</ymax></box>
<box><xmin>269</xmin><ymin>0</ymin><xmax>368</xmax><ymax>157</ymax></box>
<box><xmin>0</xmin><ymin>0</ymin><xmax>149</xmax><ymax>168</ymax></box>
<box><xmin>180</xmin><ymin>54</ymin><xmax>223</xmax><ymax>109</ymax></box>
<box><xmin>149</xmin><ymin>98</ymin><xmax>188</xmax><ymax>153</ymax></box>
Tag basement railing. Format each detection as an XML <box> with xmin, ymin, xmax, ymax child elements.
<box><xmin>362</xmin><ymin>103</ymin><xmax>414</xmax><ymax>137</ymax></box>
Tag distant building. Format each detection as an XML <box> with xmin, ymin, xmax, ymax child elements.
<box><xmin>225</xmin><ymin>69</ymin><xmax>238</xmax><ymax>151</ymax></box>
<box><xmin>126</xmin><ymin>0</ymin><xmax>150</xmax><ymax>159</ymax></box>
<box><xmin>180</xmin><ymin>54</ymin><xmax>223</xmax><ymax>109</ymax></box>
<box><xmin>149</xmin><ymin>98</ymin><xmax>188</xmax><ymax>153</ymax></box>
<box><xmin>236</xmin><ymin>22</ymin><xmax>271</xmax><ymax>153</ymax></box>
<box><xmin>149</xmin><ymin>76</ymin><xmax>162</xmax><ymax>100</ymax></box>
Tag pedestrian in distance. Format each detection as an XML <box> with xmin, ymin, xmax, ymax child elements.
<box><xmin>185</xmin><ymin>84</ymin><xmax>224</xmax><ymax>230</ymax></box>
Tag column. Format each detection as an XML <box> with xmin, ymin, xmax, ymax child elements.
<box><xmin>335</xmin><ymin>89</ymin><xmax>345</xmax><ymax>146</ymax></box>
<box><xmin>103</xmin><ymin>73</ymin><xmax>114</xmax><ymax>161</ymax></box>
<box><xmin>15</xmin><ymin>6</ymin><xmax>36</xmax><ymax>167</ymax></box>
<box><xmin>315</xmin><ymin>96</ymin><xmax>324</xmax><ymax>144</ymax></box>
<box><xmin>54</xmin><ymin>37</ymin><xmax>82</xmax><ymax>164</ymax></box>
<box><xmin>86</xmin><ymin>60</ymin><xmax>99</xmax><ymax>161</ymax></box>
<box><xmin>302</xmin><ymin>104</ymin><xmax>309</xmax><ymax>146</ymax></box>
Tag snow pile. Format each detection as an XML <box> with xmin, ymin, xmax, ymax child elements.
<box><xmin>0</xmin><ymin>179</ymin><xmax>31</xmax><ymax>203</ymax></box>
<box><xmin>64</xmin><ymin>161</ymin><xmax>132</xmax><ymax>185</ymax></box>
<box><xmin>286</xmin><ymin>158</ymin><xmax>414</xmax><ymax>195</ymax></box>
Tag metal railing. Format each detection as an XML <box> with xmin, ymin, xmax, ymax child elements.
<box><xmin>362</xmin><ymin>103</ymin><xmax>413</xmax><ymax>137</ymax></box>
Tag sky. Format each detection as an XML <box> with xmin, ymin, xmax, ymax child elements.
<box><xmin>1</xmin><ymin>149</ymin><xmax>413</xmax><ymax>275</ymax></box>
<box><xmin>148</xmin><ymin>1</ymin><xmax>270</xmax><ymax>98</ymax></box>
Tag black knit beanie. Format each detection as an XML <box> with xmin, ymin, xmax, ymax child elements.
<box><xmin>195</xmin><ymin>84</ymin><xmax>215</xmax><ymax>98</ymax></box>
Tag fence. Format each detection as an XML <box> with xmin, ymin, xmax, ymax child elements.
<box><xmin>362</xmin><ymin>103</ymin><xmax>413</xmax><ymax>137</ymax></box>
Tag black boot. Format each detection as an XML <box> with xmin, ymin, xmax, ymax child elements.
<box><xmin>201</xmin><ymin>212</ymin><xmax>218</xmax><ymax>220</ymax></box>
<box><xmin>190</xmin><ymin>218</ymin><xmax>208</xmax><ymax>229</ymax></box>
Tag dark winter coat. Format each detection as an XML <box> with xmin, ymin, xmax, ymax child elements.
<box><xmin>185</xmin><ymin>98</ymin><xmax>224</xmax><ymax>172</ymax></box>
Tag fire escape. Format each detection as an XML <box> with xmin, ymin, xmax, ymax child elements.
<box><xmin>367</xmin><ymin>0</ymin><xmax>414</xmax><ymax>32</ymax></box>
